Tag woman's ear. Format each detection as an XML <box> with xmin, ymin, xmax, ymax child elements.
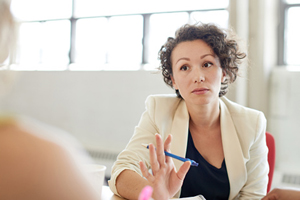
<box><xmin>170</xmin><ymin>75</ymin><xmax>178</xmax><ymax>89</ymax></box>
<box><xmin>222</xmin><ymin>71</ymin><xmax>226</xmax><ymax>82</ymax></box>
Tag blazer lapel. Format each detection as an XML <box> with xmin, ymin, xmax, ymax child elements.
<box><xmin>170</xmin><ymin>100</ymin><xmax>190</xmax><ymax>170</ymax></box>
<box><xmin>169</xmin><ymin>100</ymin><xmax>189</xmax><ymax>198</ymax></box>
<box><xmin>220</xmin><ymin>99</ymin><xmax>246</xmax><ymax>200</ymax></box>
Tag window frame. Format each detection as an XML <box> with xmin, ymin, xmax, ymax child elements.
<box><xmin>12</xmin><ymin>0</ymin><xmax>229</xmax><ymax>70</ymax></box>
<box><xmin>278</xmin><ymin>0</ymin><xmax>300</xmax><ymax>65</ymax></box>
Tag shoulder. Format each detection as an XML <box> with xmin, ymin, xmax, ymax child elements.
<box><xmin>0</xmin><ymin>123</ymin><xmax>70</xmax><ymax>168</ymax></box>
<box><xmin>0</xmin><ymin>123</ymin><xmax>99</xmax><ymax>200</ymax></box>
<box><xmin>142</xmin><ymin>94</ymin><xmax>186</xmax><ymax>127</ymax></box>
<box><xmin>145</xmin><ymin>94</ymin><xmax>181</xmax><ymax>105</ymax></box>
<box><xmin>0</xmin><ymin>117</ymin><xmax>91</xmax><ymax>177</ymax></box>
<box><xmin>145</xmin><ymin>94</ymin><xmax>183</xmax><ymax>113</ymax></box>
<box><xmin>0</xmin><ymin>124</ymin><xmax>64</xmax><ymax>189</ymax></box>
<box><xmin>220</xmin><ymin>96</ymin><xmax>265</xmax><ymax>121</ymax></box>
<box><xmin>220</xmin><ymin>97</ymin><xmax>266</xmax><ymax>142</ymax></box>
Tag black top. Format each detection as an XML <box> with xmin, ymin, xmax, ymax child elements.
<box><xmin>180</xmin><ymin>130</ymin><xmax>230</xmax><ymax>200</ymax></box>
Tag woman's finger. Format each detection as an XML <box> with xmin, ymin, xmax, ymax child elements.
<box><xmin>176</xmin><ymin>161</ymin><xmax>191</xmax><ymax>181</ymax></box>
<box><xmin>139</xmin><ymin>161</ymin><xmax>155</xmax><ymax>182</ymax></box>
<box><xmin>155</xmin><ymin>133</ymin><xmax>165</xmax><ymax>166</ymax></box>
<box><xmin>164</xmin><ymin>134</ymin><xmax>172</xmax><ymax>163</ymax></box>
<box><xmin>149</xmin><ymin>143</ymin><xmax>159</xmax><ymax>174</ymax></box>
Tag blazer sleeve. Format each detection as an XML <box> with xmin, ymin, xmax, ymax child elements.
<box><xmin>239</xmin><ymin>112</ymin><xmax>269</xmax><ymax>199</ymax></box>
<box><xmin>108</xmin><ymin>96</ymin><xmax>161</xmax><ymax>196</ymax></box>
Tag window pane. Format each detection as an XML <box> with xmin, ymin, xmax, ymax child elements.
<box><xmin>285</xmin><ymin>0</ymin><xmax>300</xmax><ymax>4</ymax></box>
<box><xmin>11</xmin><ymin>0</ymin><xmax>72</xmax><ymax>21</ymax></box>
<box><xmin>285</xmin><ymin>7</ymin><xmax>300</xmax><ymax>65</ymax></box>
<box><xmin>190</xmin><ymin>10</ymin><xmax>229</xmax><ymax>29</ymax></box>
<box><xmin>74</xmin><ymin>0</ymin><xmax>229</xmax><ymax>18</ymax></box>
<box><xmin>106</xmin><ymin>15</ymin><xmax>143</xmax><ymax>70</ymax></box>
<box><xmin>17</xmin><ymin>20</ymin><xmax>70</xmax><ymax>70</ymax></box>
<box><xmin>74</xmin><ymin>17</ymin><xmax>108</xmax><ymax>70</ymax></box>
<box><xmin>146</xmin><ymin>12</ymin><xmax>189</xmax><ymax>68</ymax></box>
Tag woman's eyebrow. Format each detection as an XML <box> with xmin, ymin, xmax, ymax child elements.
<box><xmin>201</xmin><ymin>54</ymin><xmax>215</xmax><ymax>59</ymax></box>
<box><xmin>175</xmin><ymin>53</ymin><xmax>215</xmax><ymax>64</ymax></box>
<box><xmin>175</xmin><ymin>57</ymin><xmax>190</xmax><ymax>64</ymax></box>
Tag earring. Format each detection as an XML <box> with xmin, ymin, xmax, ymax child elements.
<box><xmin>222</xmin><ymin>76</ymin><xmax>226</xmax><ymax>82</ymax></box>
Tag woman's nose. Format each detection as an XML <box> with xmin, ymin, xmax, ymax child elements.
<box><xmin>194</xmin><ymin>68</ymin><xmax>205</xmax><ymax>83</ymax></box>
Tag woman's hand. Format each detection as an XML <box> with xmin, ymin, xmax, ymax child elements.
<box><xmin>139</xmin><ymin>134</ymin><xmax>191</xmax><ymax>200</ymax></box>
<box><xmin>262</xmin><ymin>188</ymin><xmax>300</xmax><ymax>200</ymax></box>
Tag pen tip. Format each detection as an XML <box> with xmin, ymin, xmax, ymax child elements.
<box><xmin>141</xmin><ymin>143</ymin><xmax>148</xmax><ymax>148</ymax></box>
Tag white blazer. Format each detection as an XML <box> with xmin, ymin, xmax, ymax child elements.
<box><xmin>109</xmin><ymin>94</ymin><xmax>269</xmax><ymax>199</ymax></box>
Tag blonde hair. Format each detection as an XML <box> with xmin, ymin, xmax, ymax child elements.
<box><xmin>0</xmin><ymin>0</ymin><xmax>17</xmax><ymax>65</ymax></box>
<box><xmin>0</xmin><ymin>0</ymin><xmax>18</xmax><ymax>99</ymax></box>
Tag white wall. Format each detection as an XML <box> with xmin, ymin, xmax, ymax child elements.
<box><xmin>0</xmin><ymin>71</ymin><xmax>173</xmax><ymax>153</ymax></box>
<box><xmin>269</xmin><ymin>67</ymin><xmax>300</xmax><ymax>174</ymax></box>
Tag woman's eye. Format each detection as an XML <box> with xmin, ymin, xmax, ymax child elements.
<box><xmin>180</xmin><ymin>65</ymin><xmax>189</xmax><ymax>71</ymax></box>
<box><xmin>203</xmin><ymin>62</ymin><xmax>213</xmax><ymax>68</ymax></box>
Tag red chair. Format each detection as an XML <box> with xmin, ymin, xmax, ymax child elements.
<box><xmin>266</xmin><ymin>132</ymin><xmax>276</xmax><ymax>193</ymax></box>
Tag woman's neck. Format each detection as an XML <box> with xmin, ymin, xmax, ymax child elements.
<box><xmin>187</xmin><ymin>99</ymin><xmax>220</xmax><ymax>131</ymax></box>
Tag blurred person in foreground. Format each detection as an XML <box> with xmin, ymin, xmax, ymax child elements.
<box><xmin>0</xmin><ymin>0</ymin><xmax>101</xmax><ymax>199</ymax></box>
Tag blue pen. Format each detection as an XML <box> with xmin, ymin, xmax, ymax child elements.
<box><xmin>142</xmin><ymin>144</ymin><xmax>199</xmax><ymax>167</ymax></box>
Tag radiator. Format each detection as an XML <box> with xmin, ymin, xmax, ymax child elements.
<box><xmin>86</xmin><ymin>149</ymin><xmax>119</xmax><ymax>179</ymax></box>
<box><xmin>273</xmin><ymin>171</ymin><xmax>300</xmax><ymax>190</ymax></box>
<box><xmin>282</xmin><ymin>174</ymin><xmax>300</xmax><ymax>185</ymax></box>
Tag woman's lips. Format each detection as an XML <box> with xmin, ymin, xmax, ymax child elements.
<box><xmin>192</xmin><ymin>88</ymin><xmax>209</xmax><ymax>94</ymax></box>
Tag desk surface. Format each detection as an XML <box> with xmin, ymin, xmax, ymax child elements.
<box><xmin>101</xmin><ymin>186</ymin><xmax>123</xmax><ymax>200</ymax></box>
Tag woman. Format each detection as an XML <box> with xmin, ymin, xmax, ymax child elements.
<box><xmin>109</xmin><ymin>23</ymin><xmax>268</xmax><ymax>200</ymax></box>
<box><xmin>0</xmin><ymin>0</ymin><xmax>101</xmax><ymax>199</ymax></box>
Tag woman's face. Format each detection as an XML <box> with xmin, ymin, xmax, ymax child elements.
<box><xmin>170</xmin><ymin>39</ymin><xmax>225</xmax><ymax>107</ymax></box>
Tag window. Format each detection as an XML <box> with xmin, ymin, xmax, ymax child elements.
<box><xmin>17</xmin><ymin>20</ymin><xmax>71</xmax><ymax>70</ymax></box>
<box><xmin>10</xmin><ymin>0</ymin><xmax>229</xmax><ymax>71</ymax></box>
<box><xmin>279</xmin><ymin>0</ymin><xmax>300</xmax><ymax>66</ymax></box>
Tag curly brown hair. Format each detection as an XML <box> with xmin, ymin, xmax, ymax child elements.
<box><xmin>158</xmin><ymin>23</ymin><xmax>246</xmax><ymax>98</ymax></box>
